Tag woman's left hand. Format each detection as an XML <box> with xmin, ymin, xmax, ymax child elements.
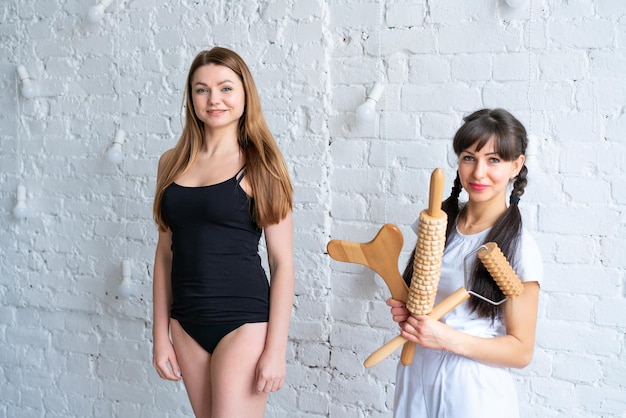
<box><xmin>386</xmin><ymin>297</ymin><xmax>411</xmax><ymax>324</ymax></box>
<box><xmin>255</xmin><ymin>351</ymin><xmax>286</xmax><ymax>393</ymax></box>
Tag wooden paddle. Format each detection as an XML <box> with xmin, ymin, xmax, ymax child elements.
<box><xmin>327</xmin><ymin>223</ymin><xmax>409</xmax><ymax>302</ymax></box>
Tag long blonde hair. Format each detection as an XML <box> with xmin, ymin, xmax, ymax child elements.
<box><xmin>153</xmin><ymin>47</ymin><xmax>293</xmax><ymax>231</ymax></box>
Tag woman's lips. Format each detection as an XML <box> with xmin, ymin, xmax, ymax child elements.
<box><xmin>469</xmin><ymin>183</ymin><xmax>488</xmax><ymax>191</ymax></box>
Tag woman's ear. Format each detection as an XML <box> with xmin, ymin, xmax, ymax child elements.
<box><xmin>512</xmin><ymin>154</ymin><xmax>526</xmax><ymax>177</ymax></box>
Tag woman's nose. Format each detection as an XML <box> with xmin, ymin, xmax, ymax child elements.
<box><xmin>473</xmin><ymin>160</ymin><xmax>487</xmax><ymax>177</ymax></box>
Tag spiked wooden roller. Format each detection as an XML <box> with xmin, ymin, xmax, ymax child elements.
<box><xmin>406</xmin><ymin>213</ymin><xmax>447</xmax><ymax>314</ymax></box>
<box><xmin>477</xmin><ymin>242</ymin><xmax>525</xmax><ymax>298</ymax></box>
<box><xmin>387</xmin><ymin>168</ymin><xmax>444</xmax><ymax>366</ymax></box>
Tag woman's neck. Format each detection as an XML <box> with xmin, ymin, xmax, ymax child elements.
<box><xmin>201</xmin><ymin>128</ymin><xmax>239</xmax><ymax>157</ymax></box>
<box><xmin>457</xmin><ymin>202</ymin><xmax>505</xmax><ymax>234</ymax></box>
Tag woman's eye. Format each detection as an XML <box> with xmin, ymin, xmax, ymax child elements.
<box><xmin>461</xmin><ymin>155</ymin><xmax>474</xmax><ymax>161</ymax></box>
<box><xmin>196</xmin><ymin>88</ymin><xmax>208</xmax><ymax>94</ymax></box>
<box><xmin>222</xmin><ymin>86</ymin><xmax>232</xmax><ymax>92</ymax></box>
<box><xmin>489</xmin><ymin>157</ymin><xmax>501</xmax><ymax>163</ymax></box>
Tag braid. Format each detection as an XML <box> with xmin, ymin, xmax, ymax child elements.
<box><xmin>469</xmin><ymin>165</ymin><xmax>528</xmax><ymax>320</ymax></box>
<box><xmin>510</xmin><ymin>165</ymin><xmax>528</xmax><ymax>204</ymax></box>
<box><xmin>442</xmin><ymin>172</ymin><xmax>462</xmax><ymax>240</ymax></box>
<box><xmin>451</xmin><ymin>173</ymin><xmax>463</xmax><ymax>196</ymax></box>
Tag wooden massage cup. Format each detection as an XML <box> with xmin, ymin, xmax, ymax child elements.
<box><xmin>363</xmin><ymin>241</ymin><xmax>525</xmax><ymax>368</ymax></box>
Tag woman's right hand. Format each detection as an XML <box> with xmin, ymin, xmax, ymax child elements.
<box><xmin>386</xmin><ymin>297</ymin><xmax>411</xmax><ymax>324</ymax></box>
<box><xmin>152</xmin><ymin>339</ymin><xmax>182</xmax><ymax>381</ymax></box>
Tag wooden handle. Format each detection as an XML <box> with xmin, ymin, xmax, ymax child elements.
<box><xmin>400</xmin><ymin>341</ymin><xmax>416</xmax><ymax>366</ymax></box>
<box><xmin>429</xmin><ymin>287</ymin><xmax>470</xmax><ymax>318</ymax></box>
<box><xmin>327</xmin><ymin>223</ymin><xmax>409</xmax><ymax>302</ymax></box>
<box><xmin>363</xmin><ymin>335</ymin><xmax>407</xmax><ymax>368</ymax></box>
<box><xmin>363</xmin><ymin>287</ymin><xmax>470</xmax><ymax>368</ymax></box>
<box><xmin>400</xmin><ymin>287</ymin><xmax>470</xmax><ymax>365</ymax></box>
<box><xmin>428</xmin><ymin>168</ymin><xmax>445</xmax><ymax>217</ymax></box>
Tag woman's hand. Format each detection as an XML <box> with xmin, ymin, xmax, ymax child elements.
<box><xmin>152</xmin><ymin>338</ymin><xmax>181</xmax><ymax>381</ymax></box>
<box><xmin>386</xmin><ymin>297</ymin><xmax>410</xmax><ymax>324</ymax></box>
<box><xmin>255</xmin><ymin>351</ymin><xmax>286</xmax><ymax>393</ymax></box>
<box><xmin>387</xmin><ymin>298</ymin><xmax>457</xmax><ymax>351</ymax></box>
<box><xmin>399</xmin><ymin>314</ymin><xmax>455</xmax><ymax>351</ymax></box>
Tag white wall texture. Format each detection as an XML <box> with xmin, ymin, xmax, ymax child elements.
<box><xmin>1</xmin><ymin>0</ymin><xmax>625</xmax><ymax>416</ymax></box>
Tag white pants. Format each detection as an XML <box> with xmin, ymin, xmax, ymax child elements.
<box><xmin>394</xmin><ymin>347</ymin><xmax>519</xmax><ymax>418</ymax></box>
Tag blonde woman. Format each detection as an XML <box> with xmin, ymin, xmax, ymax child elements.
<box><xmin>152</xmin><ymin>47</ymin><xmax>294</xmax><ymax>418</ymax></box>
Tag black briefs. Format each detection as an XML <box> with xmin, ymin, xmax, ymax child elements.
<box><xmin>178</xmin><ymin>321</ymin><xmax>244</xmax><ymax>354</ymax></box>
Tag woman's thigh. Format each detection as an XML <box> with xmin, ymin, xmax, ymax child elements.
<box><xmin>210</xmin><ymin>322</ymin><xmax>269</xmax><ymax>418</ymax></box>
<box><xmin>170</xmin><ymin>319</ymin><xmax>212</xmax><ymax>418</ymax></box>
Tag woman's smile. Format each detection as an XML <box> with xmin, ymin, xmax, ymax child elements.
<box><xmin>468</xmin><ymin>182</ymin><xmax>489</xmax><ymax>191</ymax></box>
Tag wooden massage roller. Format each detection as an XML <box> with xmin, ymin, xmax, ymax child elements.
<box><xmin>399</xmin><ymin>168</ymin><xmax>447</xmax><ymax>366</ymax></box>
<box><xmin>477</xmin><ymin>242</ymin><xmax>525</xmax><ymax>297</ymax></box>
<box><xmin>363</xmin><ymin>241</ymin><xmax>525</xmax><ymax>368</ymax></box>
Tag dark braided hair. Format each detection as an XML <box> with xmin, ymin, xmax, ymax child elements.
<box><xmin>403</xmin><ymin>108</ymin><xmax>528</xmax><ymax>320</ymax></box>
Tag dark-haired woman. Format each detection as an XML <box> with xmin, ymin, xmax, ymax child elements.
<box><xmin>389</xmin><ymin>108</ymin><xmax>542</xmax><ymax>418</ymax></box>
<box><xmin>151</xmin><ymin>47</ymin><xmax>294</xmax><ymax>418</ymax></box>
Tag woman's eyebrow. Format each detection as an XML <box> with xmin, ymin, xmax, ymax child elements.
<box><xmin>193</xmin><ymin>79</ymin><xmax>234</xmax><ymax>86</ymax></box>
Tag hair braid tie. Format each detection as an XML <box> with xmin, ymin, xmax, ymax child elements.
<box><xmin>510</xmin><ymin>195</ymin><xmax>521</xmax><ymax>205</ymax></box>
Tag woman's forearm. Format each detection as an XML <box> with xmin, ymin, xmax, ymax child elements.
<box><xmin>153</xmin><ymin>232</ymin><xmax>173</xmax><ymax>342</ymax></box>
<box><xmin>264</xmin><ymin>263</ymin><xmax>294</xmax><ymax>354</ymax></box>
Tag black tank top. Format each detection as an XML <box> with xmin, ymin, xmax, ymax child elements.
<box><xmin>161</xmin><ymin>170</ymin><xmax>269</xmax><ymax>325</ymax></box>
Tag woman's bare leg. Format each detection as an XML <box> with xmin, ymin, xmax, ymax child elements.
<box><xmin>170</xmin><ymin>319</ymin><xmax>212</xmax><ymax>418</ymax></box>
<box><xmin>211</xmin><ymin>322</ymin><xmax>269</xmax><ymax>418</ymax></box>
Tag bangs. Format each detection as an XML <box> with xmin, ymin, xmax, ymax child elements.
<box><xmin>453</xmin><ymin>110</ymin><xmax>524</xmax><ymax>161</ymax></box>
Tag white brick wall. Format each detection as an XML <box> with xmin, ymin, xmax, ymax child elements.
<box><xmin>1</xmin><ymin>0</ymin><xmax>625</xmax><ymax>417</ymax></box>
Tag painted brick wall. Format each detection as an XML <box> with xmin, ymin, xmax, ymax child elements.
<box><xmin>1</xmin><ymin>0</ymin><xmax>625</xmax><ymax>417</ymax></box>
